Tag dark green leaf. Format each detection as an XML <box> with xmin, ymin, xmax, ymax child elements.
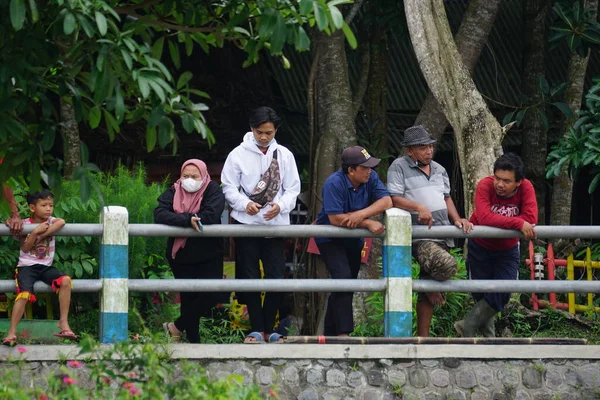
<box><xmin>77</xmin><ymin>14</ymin><xmax>94</xmax><ymax>38</ymax></box>
<box><xmin>342</xmin><ymin>23</ymin><xmax>357</xmax><ymax>49</ymax></box>
<box><xmin>40</xmin><ymin>129</ymin><xmax>55</xmax><ymax>152</ymax></box>
<box><xmin>270</xmin><ymin>14</ymin><xmax>287</xmax><ymax>54</ymax></box>
<box><xmin>299</xmin><ymin>0</ymin><xmax>312</xmax><ymax>14</ymax></box>
<box><xmin>63</xmin><ymin>13</ymin><xmax>76</xmax><ymax>35</ymax></box>
<box><xmin>158</xmin><ymin>117</ymin><xmax>174</xmax><ymax>148</ymax></box>
<box><xmin>138</xmin><ymin>76</ymin><xmax>150</xmax><ymax>98</ymax></box>
<box><xmin>181</xmin><ymin>113</ymin><xmax>195</xmax><ymax>133</ymax></box>
<box><xmin>89</xmin><ymin>106</ymin><xmax>101</xmax><ymax>129</ymax></box>
<box><xmin>80</xmin><ymin>141</ymin><xmax>89</xmax><ymax>165</ymax></box>
<box><xmin>147</xmin><ymin>107</ymin><xmax>163</xmax><ymax>128</ymax></box>
<box><xmin>329</xmin><ymin>4</ymin><xmax>343</xmax><ymax>29</ymax></box>
<box><xmin>515</xmin><ymin>108</ymin><xmax>528</xmax><ymax>126</ymax></box>
<box><xmin>588</xmin><ymin>173</ymin><xmax>600</xmax><ymax>193</ymax></box>
<box><xmin>152</xmin><ymin>37</ymin><xmax>165</xmax><ymax>59</ymax></box>
<box><xmin>95</xmin><ymin>11</ymin><xmax>107</xmax><ymax>36</ymax></box>
<box><xmin>168</xmin><ymin>40</ymin><xmax>181</xmax><ymax>69</ymax></box>
<box><xmin>258</xmin><ymin>8</ymin><xmax>278</xmax><ymax>37</ymax></box>
<box><xmin>538</xmin><ymin>109</ymin><xmax>550</xmax><ymax>130</ymax></box>
<box><xmin>115</xmin><ymin>87</ymin><xmax>124</xmax><ymax>122</ymax></box>
<box><xmin>536</xmin><ymin>76</ymin><xmax>549</xmax><ymax>96</ymax></box>
<box><xmin>502</xmin><ymin>110</ymin><xmax>516</xmax><ymax>126</ymax></box>
<box><xmin>27</xmin><ymin>0</ymin><xmax>38</xmax><ymax>23</ymax></box>
<box><xmin>146</xmin><ymin>127</ymin><xmax>157</xmax><ymax>152</ymax></box>
<box><xmin>79</xmin><ymin>173</ymin><xmax>91</xmax><ymax>203</ymax></box>
<box><xmin>314</xmin><ymin>3</ymin><xmax>328</xmax><ymax>31</ymax></box>
<box><xmin>551</xmin><ymin>102</ymin><xmax>575</xmax><ymax>119</ymax></box>
<box><xmin>10</xmin><ymin>0</ymin><xmax>26</xmax><ymax>31</ymax></box>
<box><xmin>177</xmin><ymin>71</ymin><xmax>193</xmax><ymax>89</ymax></box>
<box><xmin>295</xmin><ymin>26</ymin><xmax>310</xmax><ymax>50</ymax></box>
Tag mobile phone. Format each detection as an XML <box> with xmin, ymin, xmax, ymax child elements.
<box><xmin>193</xmin><ymin>214</ymin><xmax>204</xmax><ymax>232</ymax></box>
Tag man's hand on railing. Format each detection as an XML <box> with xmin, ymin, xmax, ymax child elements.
<box><xmin>521</xmin><ymin>221</ymin><xmax>537</xmax><ymax>240</ymax></box>
<box><xmin>417</xmin><ymin>205</ymin><xmax>434</xmax><ymax>228</ymax></box>
<box><xmin>364</xmin><ymin>220</ymin><xmax>385</xmax><ymax>234</ymax></box>
<box><xmin>454</xmin><ymin>218</ymin><xmax>473</xmax><ymax>234</ymax></box>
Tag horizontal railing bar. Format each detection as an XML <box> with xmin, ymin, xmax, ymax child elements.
<box><xmin>0</xmin><ymin>279</ymin><xmax>597</xmax><ymax>294</ymax></box>
<box><xmin>2</xmin><ymin>224</ymin><xmax>600</xmax><ymax>239</ymax></box>
<box><xmin>414</xmin><ymin>279</ymin><xmax>600</xmax><ymax>293</ymax></box>
<box><xmin>0</xmin><ymin>224</ymin><xmax>103</xmax><ymax>236</ymax></box>
<box><xmin>0</xmin><ymin>280</ymin><xmax>102</xmax><ymax>293</ymax></box>
<box><xmin>128</xmin><ymin>279</ymin><xmax>387</xmax><ymax>292</ymax></box>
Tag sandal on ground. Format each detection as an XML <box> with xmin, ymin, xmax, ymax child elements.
<box><xmin>163</xmin><ymin>322</ymin><xmax>181</xmax><ymax>343</ymax></box>
<box><xmin>2</xmin><ymin>337</ymin><xmax>16</xmax><ymax>347</ymax></box>
<box><xmin>244</xmin><ymin>331</ymin><xmax>265</xmax><ymax>344</ymax></box>
<box><xmin>267</xmin><ymin>332</ymin><xmax>284</xmax><ymax>344</ymax></box>
<box><xmin>53</xmin><ymin>330</ymin><xmax>78</xmax><ymax>340</ymax></box>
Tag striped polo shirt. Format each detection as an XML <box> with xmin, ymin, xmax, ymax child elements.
<box><xmin>387</xmin><ymin>156</ymin><xmax>453</xmax><ymax>247</ymax></box>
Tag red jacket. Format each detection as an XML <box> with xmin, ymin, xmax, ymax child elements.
<box><xmin>469</xmin><ymin>176</ymin><xmax>538</xmax><ymax>251</ymax></box>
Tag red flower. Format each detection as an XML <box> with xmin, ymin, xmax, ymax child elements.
<box><xmin>17</xmin><ymin>346</ymin><xmax>26</xmax><ymax>353</ymax></box>
<box><xmin>67</xmin><ymin>360</ymin><xmax>83</xmax><ymax>368</ymax></box>
<box><xmin>63</xmin><ymin>376</ymin><xmax>77</xmax><ymax>385</ymax></box>
<box><xmin>38</xmin><ymin>395</ymin><xmax>48</xmax><ymax>400</ymax></box>
<box><xmin>267</xmin><ymin>389</ymin><xmax>279</xmax><ymax>398</ymax></box>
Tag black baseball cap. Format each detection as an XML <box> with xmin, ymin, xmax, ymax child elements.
<box><xmin>341</xmin><ymin>146</ymin><xmax>381</xmax><ymax>168</ymax></box>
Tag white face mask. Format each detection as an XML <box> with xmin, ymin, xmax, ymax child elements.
<box><xmin>253</xmin><ymin>137</ymin><xmax>275</xmax><ymax>147</ymax></box>
<box><xmin>181</xmin><ymin>177</ymin><xmax>204</xmax><ymax>193</ymax></box>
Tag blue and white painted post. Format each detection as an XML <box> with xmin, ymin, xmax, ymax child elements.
<box><xmin>99</xmin><ymin>206</ymin><xmax>129</xmax><ymax>343</ymax></box>
<box><xmin>383</xmin><ymin>208</ymin><xmax>413</xmax><ymax>337</ymax></box>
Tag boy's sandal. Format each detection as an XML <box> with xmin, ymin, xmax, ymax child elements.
<box><xmin>244</xmin><ymin>331</ymin><xmax>265</xmax><ymax>344</ymax></box>
<box><xmin>163</xmin><ymin>322</ymin><xmax>181</xmax><ymax>343</ymax></box>
<box><xmin>2</xmin><ymin>337</ymin><xmax>17</xmax><ymax>347</ymax></box>
<box><xmin>267</xmin><ymin>332</ymin><xmax>285</xmax><ymax>344</ymax></box>
<box><xmin>53</xmin><ymin>330</ymin><xmax>78</xmax><ymax>340</ymax></box>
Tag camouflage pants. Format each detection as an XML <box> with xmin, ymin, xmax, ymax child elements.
<box><xmin>412</xmin><ymin>240</ymin><xmax>457</xmax><ymax>281</ymax></box>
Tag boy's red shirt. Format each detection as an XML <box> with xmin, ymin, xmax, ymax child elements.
<box><xmin>469</xmin><ymin>175</ymin><xmax>538</xmax><ymax>251</ymax></box>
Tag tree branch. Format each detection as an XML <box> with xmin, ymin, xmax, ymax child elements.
<box><xmin>345</xmin><ymin>0</ymin><xmax>366</xmax><ymax>24</ymax></box>
<box><xmin>115</xmin><ymin>10</ymin><xmax>220</xmax><ymax>33</ymax></box>
<box><xmin>113</xmin><ymin>0</ymin><xmax>163</xmax><ymax>14</ymax></box>
<box><xmin>352</xmin><ymin>39</ymin><xmax>370</xmax><ymax>118</ymax></box>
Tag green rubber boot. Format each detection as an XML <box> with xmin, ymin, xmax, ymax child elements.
<box><xmin>462</xmin><ymin>300</ymin><xmax>498</xmax><ymax>337</ymax></box>
<box><xmin>480</xmin><ymin>315</ymin><xmax>496</xmax><ymax>338</ymax></box>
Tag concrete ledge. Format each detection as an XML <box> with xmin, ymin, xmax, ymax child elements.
<box><xmin>3</xmin><ymin>344</ymin><xmax>599</xmax><ymax>361</ymax></box>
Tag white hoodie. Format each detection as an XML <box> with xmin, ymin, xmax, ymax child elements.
<box><xmin>221</xmin><ymin>132</ymin><xmax>301</xmax><ymax>225</ymax></box>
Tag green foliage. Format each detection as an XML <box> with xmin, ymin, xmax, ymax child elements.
<box><xmin>547</xmin><ymin>78</ymin><xmax>600</xmax><ymax>193</ymax></box>
<box><xmin>0</xmin><ymin>338</ymin><xmax>270</xmax><ymax>399</ymax></box>
<box><xmin>0</xmin><ymin>0</ymin><xmax>355</xmax><ymax>196</ymax></box>
<box><xmin>550</xmin><ymin>0</ymin><xmax>600</xmax><ymax>57</ymax></box>
<box><xmin>501</xmin><ymin>75</ymin><xmax>573</xmax><ymax>131</ymax></box>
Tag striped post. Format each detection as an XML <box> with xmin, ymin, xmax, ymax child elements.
<box><xmin>383</xmin><ymin>208</ymin><xmax>413</xmax><ymax>337</ymax></box>
<box><xmin>99</xmin><ymin>206</ymin><xmax>129</xmax><ymax>343</ymax></box>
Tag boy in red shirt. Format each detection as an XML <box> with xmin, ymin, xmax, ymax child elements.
<box><xmin>456</xmin><ymin>153</ymin><xmax>537</xmax><ymax>337</ymax></box>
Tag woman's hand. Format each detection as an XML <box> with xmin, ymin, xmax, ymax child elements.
<box><xmin>263</xmin><ymin>202</ymin><xmax>280</xmax><ymax>221</ymax></box>
<box><xmin>191</xmin><ymin>215</ymin><xmax>202</xmax><ymax>232</ymax></box>
<box><xmin>245</xmin><ymin>202</ymin><xmax>262</xmax><ymax>216</ymax></box>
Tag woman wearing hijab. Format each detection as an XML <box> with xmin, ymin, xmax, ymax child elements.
<box><xmin>154</xmin><ymin>159</ymin><xmax>225</xmax><ymax>343</ymax></box>
<box><xmin>221</xmin><ymin>106</ymin><xmax>301</xmax><ymax>343</ymax></box>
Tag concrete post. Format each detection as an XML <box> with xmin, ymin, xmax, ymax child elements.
<box><xmin>99</xmin><ymin>206</ymin><xmax>129</xmax><ymax>343</ymax></box>
<box><xmin>383</xmin><ymin>208</ymin><xmax>413</xmax><ymax>337</ymax></box>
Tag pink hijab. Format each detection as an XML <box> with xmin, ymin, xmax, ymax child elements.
<box><xmin>172</xmin><ymin>159</ymin><xmax>211</xmax><ymax>259</ymax></box>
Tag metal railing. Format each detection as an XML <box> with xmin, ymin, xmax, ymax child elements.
<box><xmin>1</xmin><ymin>207</ymin><xmax>599</xmax><ymax>342</ymax></box>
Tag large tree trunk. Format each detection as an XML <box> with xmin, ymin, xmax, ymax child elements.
<box><xmin>405</xmin><ymin>0</ymin><xmax>503</xmax><ymax>216</ymax></box>
<box><xmin>521</xmin><ymin>0</ymin><xmax>551</xmax><ymax>225</ymax></box>
<box><xmin>60</xmin><ymin>97</ymin><xmax>81</xmax><ymax>179</ymax></box>
<box><xmin>550</xmin><ymin>0</ymin><xmax>598</xmax><ymax>226</ymax></box>
<box><xmin>303</xmin><ymin>30</ymin><xmax>357</xmax><ymax>335</ymax></box>
<box><xmin>414</xmin><ymin>0</ymin><xmax>502</xmax><ymax>141</ymax></box>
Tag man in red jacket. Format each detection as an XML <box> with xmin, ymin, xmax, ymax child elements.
<box><xmin>456</xmin><ymin>153</ymin><xmax>537</xmax><ymax>337</ymax></box>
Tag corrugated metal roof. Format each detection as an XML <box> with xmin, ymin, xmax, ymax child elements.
<box><xmin>266</xmin><ymin>0</ymin><xmax>600</xmax><ymax>156</ymax></box>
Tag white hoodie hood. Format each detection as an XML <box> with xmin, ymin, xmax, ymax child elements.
<box><xmin>221</xmin><ymin>132</ymin><xmax>301</xmax><ymax>225</ymax></box>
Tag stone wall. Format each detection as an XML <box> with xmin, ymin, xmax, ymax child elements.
<box><xmin>2</xmin><ymin>344</ymin><xmax>600</xmax><ymax>399</ymax></box>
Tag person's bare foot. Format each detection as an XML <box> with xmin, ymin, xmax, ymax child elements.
<box><xmin>425</xmin><ymin>292</ymin><xmax>445</xmax><ymax>307</ymax></box>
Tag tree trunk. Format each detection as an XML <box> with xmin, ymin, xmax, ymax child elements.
<box><xmin>550</xmin><ymin>0</ymin><xmax>598</xmax><ymax>226</ymax></box>
<box><xmin>405</xmin><ymin>0</ymin><xmax>503</xmax><ymax>216</ymax></box>
<box><xmin>521</xmin><ymin>0</ymin><xmax>551</xmax><ymax>225</ymax></box>
<box><xmin>414</xmin><ymin>0</ymin><xmax>502</xmax><ymax>141</ymax></box>
<box><xmin>60</xmin><ymin>97</ymin><xmax>81</xmax><ymax>179</ymax></box>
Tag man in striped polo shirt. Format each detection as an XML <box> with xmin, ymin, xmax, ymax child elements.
<box><xmin>387</xmin><ymin>125</ymin><xmax>472</xmax><ymax>337</ymax></box>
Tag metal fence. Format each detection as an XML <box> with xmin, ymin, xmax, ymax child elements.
<box><xmin>1</xmin><ymin>207</ymin><xmax>599</xmax><ymax>343</ymax></box>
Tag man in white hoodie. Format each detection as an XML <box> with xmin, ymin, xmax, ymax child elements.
<box><xmin>221</xmin><ymin>106</ymin><xmax>301</xmax><ymax>343</ymax></box>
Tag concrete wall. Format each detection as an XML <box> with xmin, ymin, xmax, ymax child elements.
<box><xmin>2</xmin><ymin>344</ymin><xmax>600</xmax><ymax>399</ymax></box>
